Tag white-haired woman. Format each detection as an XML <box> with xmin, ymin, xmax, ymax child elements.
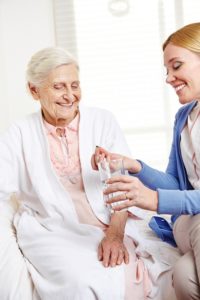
<box><xmin>0</xmin><ymin>47</ymin><xmax>153</xmax><ymax>300</ymax></box>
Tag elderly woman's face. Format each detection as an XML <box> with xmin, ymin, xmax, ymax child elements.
<box><xmin>30</xmin><ymin>64</ymin><xmax>81</xmax><ymax>126</ymax></box>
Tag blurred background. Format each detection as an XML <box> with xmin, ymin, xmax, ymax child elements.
<box><xmin>0</xmin><ymin>0</ymin><xmax>199</xmax><ymax>170</ymax></box>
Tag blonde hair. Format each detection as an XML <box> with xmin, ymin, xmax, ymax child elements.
<box><xmin>163</xmin><ymin>22</ymin><xmax>200</xmax><ymax>54</ymax></box>
<box><xmin>26</xmin><ymin>47</ymin><xmax>79</xmax><ymax>86</ymax></box>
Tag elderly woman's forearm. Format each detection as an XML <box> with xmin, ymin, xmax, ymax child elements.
<box><xmin>107</xmin><ymin>211</ymin><xmax>128</xmax><ymax>238</ymax></box>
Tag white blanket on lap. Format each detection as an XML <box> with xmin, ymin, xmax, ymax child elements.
<box><xmin>0</xmin><ymin>198</ymin><xmax>180</xmax><ymax>300</ymax></box>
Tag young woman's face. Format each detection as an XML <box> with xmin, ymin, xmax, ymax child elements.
<box><xmin>30</xmin><ymin>64</ymin><xmax>81</xmax><ymax>126</ymax></box>
<box><xmin>164</xmin><ymin>43</ymin><xmax>200</xmax><ymax>104</ymax></box>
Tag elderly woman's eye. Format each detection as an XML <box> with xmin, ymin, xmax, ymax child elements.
<box><xmin>71</xmin><ymin>81</ymin><xmax>80</xmax><ymax>89</ymax></box>
<box><xmin>173</xmin><ymin>61</ymin><xmax>182</xmax><ymax>70</ymax></box>
<box><xmin>53</xmin><ymin>84</ymin><xmax>63</xmax><ymax>90</ymax></box>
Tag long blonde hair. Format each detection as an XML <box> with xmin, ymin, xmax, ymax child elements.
<box><xmin>163</xmin><ymin>22</ymin><xmax>200</xmax><ymax>54</ymax></box>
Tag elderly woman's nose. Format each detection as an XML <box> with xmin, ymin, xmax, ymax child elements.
<box><xmin>63</xmin><ymin>91</ymin><xmax>75</xmax><ymax>102</ymax></box>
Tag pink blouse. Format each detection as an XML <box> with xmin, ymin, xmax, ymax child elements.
<box><xmin>43</xmin><ymin>115</ymin><xmax>151</xmax><ymax>299</ymax></box>
<box><xmin>43</xmin><ymin>115</ymin><xmax>106</xmax><ymax>229</ymax></box>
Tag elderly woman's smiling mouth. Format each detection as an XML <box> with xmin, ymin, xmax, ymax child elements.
<box><xmin>55</xmin><ymin>101</ymin><xmax>74</xmax><ymax>108</ymax></box>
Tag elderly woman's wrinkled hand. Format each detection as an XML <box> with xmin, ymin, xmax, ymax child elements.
<box><xmin>91</xmin><ymin>146</ymin><xmax>108</xmax><ymax>170</ymax></box>
<box><xmin>104</xmin><ymin>175</ymin><xmax>158</xmax><ymax>212</ymax></box>
<box><xmin>91</xmin><ymin>146</ymin><xmax>134</xmax><ymax>171</ymax></box>
<box><xmin>98</xmin><ymin>232</ymin><xmax>129</xmax><ymax>268</ymax></box>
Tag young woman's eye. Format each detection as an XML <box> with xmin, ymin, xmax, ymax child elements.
<box><xmin>173</xmin><ymin>61</ymin><xmax>182</xmax><ymax>70</ymax></box>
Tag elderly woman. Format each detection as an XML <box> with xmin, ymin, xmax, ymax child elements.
<box><xmin>0</xmin><ymin>47</ymin><xmax>153</xmax><ymax>300</ymax></box>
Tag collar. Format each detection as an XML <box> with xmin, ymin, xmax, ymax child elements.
<box><xmin>43</xmin><ymin>113</ymin><xmax>80</xmax><ymax>137</ymax></box>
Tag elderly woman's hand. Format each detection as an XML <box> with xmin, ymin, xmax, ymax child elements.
<box><xmin>91</xmin><ymin>146</ymin><xmax>122</xmax><ymax>170</ymax></box>
<box><xmin>98</xmin><ymin>211</ymin><xmax>129</xmax><ymax>267</ymax></box>
<box><xmin>104</xmin><ymin>175</ymin><xmax>158</xmax><ymax>212</ymax></box>
<box><xmin>91</xmin><ymin>146</ymin><xmax>141</xmax><ymax>173</ymax></box>
<box><xmin>98</xmin><ymin>230</ymin><xmax>129</xmax><ymax>268</ymax></box>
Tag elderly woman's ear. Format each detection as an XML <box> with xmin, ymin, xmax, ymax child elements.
<box><xmin>28</xmin><ymin>82</ymin><xmax>40</xmax><ymax>100</ymax></box>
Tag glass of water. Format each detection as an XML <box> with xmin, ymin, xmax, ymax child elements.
<box><xmin>97</xmin><ymin>158</ymin><xmax>127</xmax><ymax>211</ymax></box>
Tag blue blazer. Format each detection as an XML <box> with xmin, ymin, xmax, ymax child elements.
<box><xmin>133</xmin><ymin>100</ymin><xmax>200</xmax><ymax>218</ymax></box>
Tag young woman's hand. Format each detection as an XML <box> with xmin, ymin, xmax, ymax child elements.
<box><xmin>104</xmin><ymin>175</ymin><xmax>158</xmax><ymax>212</ymax></box>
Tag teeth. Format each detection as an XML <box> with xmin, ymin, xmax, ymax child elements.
<box><xmin>175</xmin><ymin>84</ymin><xmax>185</xmax><ymax>92</ymax></box>
<box><xmin>57</xmin><ymin>103</ymin><xmax>73</xmax><ymax>107</ymax></box>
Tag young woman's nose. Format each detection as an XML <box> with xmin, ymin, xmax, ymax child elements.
<box><xmin>166</xmin><ymin>72</ymin><xmax>176</xmax><ymax>84</ymax></box>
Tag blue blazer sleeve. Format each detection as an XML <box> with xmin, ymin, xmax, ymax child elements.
<box><xmin>130</xmin><ymin>101</ymin><xmax>200</xmax><ymax>216</ymax></box>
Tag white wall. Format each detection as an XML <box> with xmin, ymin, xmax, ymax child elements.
<box><xmin>0</xmin><ymin>0</ymin><xmax>55</xmax><ymax>132</ymax></box>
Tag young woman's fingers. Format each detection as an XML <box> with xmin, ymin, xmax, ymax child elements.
<box><xmin>106</xmin><ymin>175</ymin><xmax>134</xmax><ymax>184</ymax></box>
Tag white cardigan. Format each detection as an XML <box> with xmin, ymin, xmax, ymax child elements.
<box><xmin>0</xmin><ymin>106</ymin><xmax>132</xmax><ymax>300</ymax></box>
<box><xmin>0</xmin><ymin>105</ymin><xmax>131</xmax><ymax>222</ymax></box>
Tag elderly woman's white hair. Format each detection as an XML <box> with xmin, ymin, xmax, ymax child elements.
<box><xmin>26</xmin><ymin>47</ymin><xmax>79</xmax><ymax>86</ymax></box>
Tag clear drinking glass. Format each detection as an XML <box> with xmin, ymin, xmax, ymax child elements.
<box><xmin>98</xmin><ymin>158</ymin><xmax>127</xmax><ymax>211</ymax></box>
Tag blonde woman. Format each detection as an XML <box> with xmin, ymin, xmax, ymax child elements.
<box><xmin>93</xmin><ymin>23</ymin><xmax>200</xmax><ymax>300</ymax></box>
